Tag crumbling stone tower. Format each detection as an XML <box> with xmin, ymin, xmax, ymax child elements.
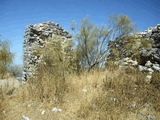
<box><xmin>23</xmin><ymin>21</ymin><xmax>72</xmax><ymax>81</ymax></box>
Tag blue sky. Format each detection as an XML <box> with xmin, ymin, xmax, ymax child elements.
<box><xmin>0</xmin><ymin>0</ymin><xmax>159</xmax><ymax>65</ymax></box>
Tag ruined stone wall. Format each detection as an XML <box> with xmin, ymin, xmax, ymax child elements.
<box><xmin>107</xmin><ymin>24</ymin><xmax>160</xmax><ymax>73</ymax></box>
<box><xmin>107</xmin><ymin>24</ymin><xmax>160</xmax><ymax>64</ymax></box>
<box><xmin>22</xmin><ymin>21</ymin><xmax>72</xmax><ymax>81</ymax></box>
<box><xmin>106</xmin><ymin>24</ymin><xmax>160</xmax><ymax>83</ymax></box>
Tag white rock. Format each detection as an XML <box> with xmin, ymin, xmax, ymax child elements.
<box><xmin>113</xmin><ymin>98</ymin><xmax>117</xmax><ymax>102</ymax></box>
<box><xmin>146</xmin><ymin>75</ymin><xmax>152</xmax><ymax>79</ymax></box>
<box><xmin>145</xmin><ymin>75</ymin><xmax>152</xmax><ymax>83</ymax></box>
<box><xmin>95</xmin><ymin>83</ymin><xmax>101</xmax><ymax>88</ymax></box>
<box><xmin>152</xmin><ymin>64</ymin><xmax>160</xmax><ymax>72</ymax></box>
<box><xmin>27</xmin><ymin>104</ymin><xmax>31</xmax><ymax>108</ymax></box>
<box><xmin>122</xmin><ymin>62</ymin><xmax>128</xmax><ymax>66</ymax></box>
<box><xmin>52</xmin><ymin>107</ymin><xmax>62</xmax><ymax>112</ymax></box>
<box><xmin>53</xmin><ymin>98</ymin><xmax>58</xmax><ymax>101</ymax></box>
<box><xmin>131</xmin><ymin>102</ymin><xmax>136</xmax><ymax>109</ymax></box>
<box><xmin>123</xmin><ymin>57</ymin><xmax>130</xmax><ymax>62</ymax></box>
<box><xmin>157</xmin><ymin>24</ymin><xmax>160</xmax><ymax>29</ymax></box>
<box><xmin>119</xmin><ymin>65</ymin><xmax>123</xmax><ymax>68</ymax></box>
<box><xmin>139</xmin><ymin>65</ymin><xmax>147</xmax><ymax>72</ymax></box>
<box><xmin>52</xmin><ymin>107</ymin><xmax>58</xmax><ymax>112</ymax></box>
<box><xmin>114</xmin><ymin>61</ymin><xmax>119</xmax><ymax>65</ymax></box>
<box><xmin>128</xmin><ymin>59</ymin><xmax>133</xmax><ymax>63</ymax></box>
<box><xmin>147</xmin><ymin>68</ymin><xmax>154</xmax><ymax>73</ymax></box>
<box><xmin>82</xmin><ymin>89</ymin><xmax>88</xmax><ymax>93</ymax></box>
<box><xmin>146</xmin><ymin>29</ymin><xmax>152</xmax><ymax>37</ymax></box>
<box><xmin>39</xmin><ymin>23</ymin><xmax>43</xmax><ymax>27</ymax></box>
<box><xmin>110</xmin><ymin>98</ymin><xmax>117</xmax><ymax>104</ymax></box>
<box><xmin>58</xmin><ymin>109</ymin><xmax>62</xmax><ymax>112</ymax></box>
<box><xmin>146</xmin><ymin>115</ymin><xmax>156</xmax><ymax>120</ymax></box>
<box><xmin>41</xmin><ymin>110</ymin><xmax>45</xmax><ymax>115</ymax></box>
<box><xmin>22</xmin><ymin>115</ymin><xmax>30</xmax><ymax>120</ymax></box>
<box><xmin>132</xmin><ymin>60</ymin><xmax>138</xmax><ymax>66</ymax></box>
<box><xmin>3</xmin><ymin>110</ymin><xmax>6</xmax><ymax>114</ymax></box>
<box><xmin>145</xmin><ymin>61</ymin><xmax>152</xmax><ymax>67</ymax></box>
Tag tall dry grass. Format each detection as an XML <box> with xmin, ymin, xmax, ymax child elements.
<box><xmin>0</xmin><ymin>65</ymin><xmax>160</xmax><ymax>120</ymax></box>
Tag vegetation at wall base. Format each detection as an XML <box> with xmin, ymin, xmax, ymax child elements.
<box><xmin>0</xmin><ymin>66</ymin><xmax>160</xmax><ymax>120</ymax></box>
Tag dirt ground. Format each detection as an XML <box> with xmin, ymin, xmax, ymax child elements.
<box><xmin>0</xmin><ymin>77</ymin><xmax>22</xmax><ymax>88</ymax></box>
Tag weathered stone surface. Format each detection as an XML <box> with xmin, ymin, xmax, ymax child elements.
<box><xmin>145</xmin><ymin>61</ymin><xmax>152</xmax><ymax>67</ymax></box>
<box><xmin>115</xmin><ymin>57</ymin><xmax>138</xmax><ymax>68</ymax></box>
<box><xmin>152</xmin><ymin>64</ymin><xmax>160</xmax><ymax>72</ymax></box>
<box><xmin>23</xmin><ymin>21</ymin><xmax>73</xmax><ymax>81</ymax></box>
<box><xmin>107</xmin><ymin>24</ymin><xmax>160</xmax><ymax>73</ymax></box>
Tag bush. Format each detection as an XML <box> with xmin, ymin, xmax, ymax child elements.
<box><xmin>72</xmin><ymin>15</ymin><xmax>136</xmax><ymax>71</ymax></box>
<box><xmin>33</xmin><ymin>36</ymin><xmax>74</xmax><ymax>78</ymax></box>
<box><xmin>0</xmin><ymin>38</ymin><xmax>14</xmax><ymax>79</ymax></box>
<box><xmin>8</xmin><ymin>65</ymin><xmax>22</xmax><ymax>77</ymax></box>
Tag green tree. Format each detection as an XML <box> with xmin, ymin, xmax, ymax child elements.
<box><xmin>71</xmin><ymin>14</ymin><xmax>136</xmax><ymax>72</ymax></box>
<box><xmin>0</xmin><ymin>37</ymin><xmax>14</xmax><ymax>78</ymax></box>
<box><xmin>123</xmin><ymin>34</ymin><xmax>154</xmax><ymax>64</ymax></box>
<box><xmin>108</xmin><ymin>14</ymin><xmax>137</xmax><ymax>40</ymax></box>
<box><xmin>72</xmin><ymin>17</ymin><xmax>110</xmax><ymax>72</ymax></box>
<box><xmin>8</xmin><ymin>64</ymin><xmax>22</xmax><ymax>77</ymax></box>
<box><xmin>33</xmin><ymin>36</ymin><xmax>74</xmax><ymax>78</ymax></box>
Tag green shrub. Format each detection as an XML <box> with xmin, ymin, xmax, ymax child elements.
<box><xmin>0</xmin><ymin>38</ymin><xmax>14</xmax><ymax>78</ymax></box>
<box><xmin>8</xmin><ymin>65</ymin><xmax>22</xmax><ymax>77</ymax></box>
<box><xmin>33</xmin><ymin>36</ymin><xmax>74</xmax><ymax>78</ymax></box>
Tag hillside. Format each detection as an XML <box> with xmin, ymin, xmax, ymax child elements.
<box><xmin>0</xmin><ymin>66</ymin><xmax>160</xmax><ymax>120</ymax></box>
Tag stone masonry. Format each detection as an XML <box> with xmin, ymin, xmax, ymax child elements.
<box><xmin>107</xmin><ymin>24</ymin><xmax>160</xmax><ymax>83</ymax></box>
<box><xmin>22</xmin><ymin>21</ymin><xmax>72</xmax><ymax>81</ymax></box>
<box><xmin>107</xmin><ymin>24</ymin><xmax>160</xmax><ymax>66</ymax></box>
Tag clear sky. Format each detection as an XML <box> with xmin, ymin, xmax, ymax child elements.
<box><xmin>0</xmin><ymin>0</ymin><xmax>159</xmax><ymax>65</ymax></box>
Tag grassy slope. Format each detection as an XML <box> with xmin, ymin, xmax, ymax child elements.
<box><xmin>0</xmin><ymin>67</ymin><xmax>160</xmax><ymax>120</ymax></box>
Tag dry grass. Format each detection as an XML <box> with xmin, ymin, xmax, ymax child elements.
<box><xmin>0</xmin><ymin>66</ymin><xmax>160</xmax><ymax>120</ymax></box>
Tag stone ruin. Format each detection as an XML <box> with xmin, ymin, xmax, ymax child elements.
<box><xmin>108</xmin><ymin>24</ymin><xmax>160</xmax><ymax>62</ymax></box>
<box><xmin>22</xmin><ymin>21</ymin><xmax>160</xmax><ymax>82</ymax></box>
<box><xmin>107</xmin><ymin>24</ymin><xmax>160</xmax><ymax>83</ymax></box>
<box><xmin>22</xmin><ymin>21</ymin><xmax>72</xmax><ymax>81</ymax></box>
<box><xmin>107</xmin><ymin>24</ymin><xmax>160</xmax><ymax>66</ymax></box>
